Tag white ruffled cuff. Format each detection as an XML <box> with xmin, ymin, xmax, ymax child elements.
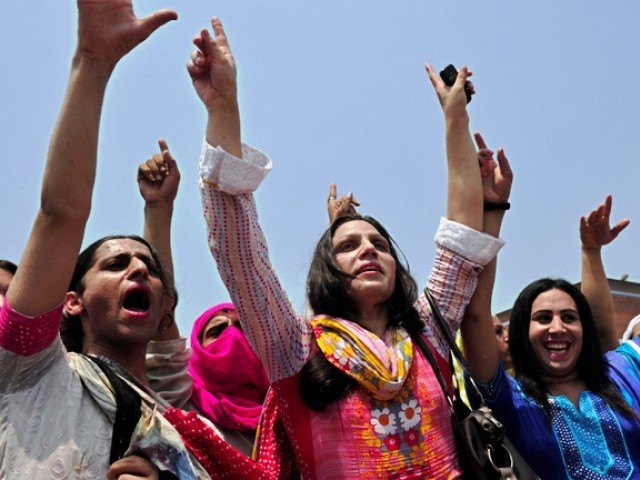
<box><xmin>146</xmin><ymin>337</ymin><xmax>188</xmax><ymax>355</ymax></box>
<box><xmin>199</xmin><ymin>141</ymin><xmax>272</xmax><ymax>194</ymax></box>
<box><xmin>435</xmin><ymin>217</ymin><xmax>504</xmax><ymax>266</ymax></box>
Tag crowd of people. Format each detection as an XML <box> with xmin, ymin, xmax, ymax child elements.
<box><xmin>2</xmin><ymin>1</ymin><xmax>640</xmax><ymax>479</ymax></box>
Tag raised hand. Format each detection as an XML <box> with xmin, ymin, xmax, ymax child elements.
<box><xmin>139</xmin><ymin>139</ymin><xmax>179</xmax><ymax>308</ymax></box>
<box><xmin>327</xmin><ymin>183</ymin><xmax>360</xmax><ymax>224</ymax></box>
<box><xmin>425</xmin><ymin>64</ymin><xmax>475</xmax><ymax>121</ymax></box>
<box><xmin>424</xmin><ymin>63</ymin><xmax>482</xmax><ymax>230</ymax></box>
<box><xmin>188</xmin><ymin>17</ymin><xmax>241</xmax><ymax>156</ymax></box>
<box><xmin>474</xmin><ymin>132</ymin><xmax>513</xmax><ymax>205</ymax></box>
<box><xmin>580</xmin><ymin>195</ymin><xmax>628</xmax><ymax>351</ymax></box>
<box><xmin>138</xmin><ymin>139</ymin><xmax>180</xmax><ymax>207</ymax></box>
<box><xmin>76</xmin><ymin>0</ymin><xmax>177</xmax><ymax>66</ymax></box>
<box><xmin>187</xmin><ymin>17</ymin><xmax>237</xmax><ymax>110</ymax></box>
<box><xmin>580</xmin><ymin>195</ymin><xmax>630</xmax><ymax>250</ymax></box>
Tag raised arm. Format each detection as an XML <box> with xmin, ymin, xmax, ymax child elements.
<box><xmin>418</xmin><ymin>69</ymin><xmax>504</xmax><ymax>356</ymax></box>
<box><xmin>7</xmin><ymin>0</ymin><xmax>176</xmax><ymax>317</ymax></box>
<box><xmin>461</xmin><ymin>134</ymin><xmax>513</xmax><ymax>383</ymax></box>
<box><xmin>138</xmin><ymin>141</ymin><xmax>195</xmax><ymax>408</ymax></box>
<box><xmin>426</xmin><ymin>65</ymin><xmax>482</xmax><ymax>231</ymax></box>
<box><xmin>192</xmin><ymin>19</ymin><xmax>307</xmax><ymax>381</ymax></box>
<box><xmin>138</xmin><ymin>139</ymin><xmax>180</xmax><ymax>340</ymax></box>
<box><xmin>580</xmin><ymin>195</ymin><xmax>629</xmax><ymax>352</ymax></box>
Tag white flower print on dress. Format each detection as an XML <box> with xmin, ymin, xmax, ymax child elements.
<box><xmin>398</xmin><ymin>398</ymin><xmax>421</xmax><ymax>430</ymax></box>
<box><xmin>370</xmin><ymin>407</ymin><xmax>397</xmax><ymax>435</ymax></box>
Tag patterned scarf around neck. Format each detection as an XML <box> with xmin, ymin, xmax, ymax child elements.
<box><xmin>311</xmin><ymin>316</ymin><xmax>413</xmax><ymax>400</ymax></box>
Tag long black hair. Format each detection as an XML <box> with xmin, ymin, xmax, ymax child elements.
<box><xmin>300</xmin><ymin>214</ymin><xmax>423</xmax><ymax>410</ymax></box>
<box><xmin>509</xmin><ymin>278</ymin><xmax>635</xmax><ymax>418</ymax></box>
<box><xmin>60</xmin><ymin>235</ymin><xmax>174</xmax><ymax>353</ymax></box>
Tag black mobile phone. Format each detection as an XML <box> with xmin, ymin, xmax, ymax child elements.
<box><xmin>439</xmin><ymin>64</ymin><xmax>473</xmax><ymax>103</ymax></box>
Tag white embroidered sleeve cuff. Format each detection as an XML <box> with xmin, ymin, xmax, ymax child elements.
<box><xmin>199</xmin><ymin>141</ymin><xmax>272</xmax><ymax>194</ymax></box>
<box><xmin>435</xmin><ymin>217</ymin><xmax>505</xmax><ymax>266</ymax></box>
<box><xmin>146</xmin><ymin>337</ymin><xmax>189</xmax><ymax>356</ymax></box>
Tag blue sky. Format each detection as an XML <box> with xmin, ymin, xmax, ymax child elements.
<box><xmin>2</xmin><ymin>1</ymin><xmax>640</xmax><ymax>338</ymax></box>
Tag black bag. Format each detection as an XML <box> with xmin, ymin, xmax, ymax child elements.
<box><xmin>412</xmin><ymin>289</ymin><xmax>540</xmax><ymax>480</ymax></box>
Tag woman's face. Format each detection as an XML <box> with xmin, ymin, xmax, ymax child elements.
<box><xmin>528</xmin><ymin>288</ymin><xmax>583</xmax><ymax>383</ymax></box>
<box><xmin>201</xmin><ymin>309</ymin><xmax>239</xmax><ymax>348</ymax></box>
<box><xmin>71</xmin><ymin>238</ymin><xmax>166</xmax><ymax>346</ymax></box>
<box><xmin>332</xmin><ymin>220</ymin><xmax>397</xmax><ymax>310</ymax></box>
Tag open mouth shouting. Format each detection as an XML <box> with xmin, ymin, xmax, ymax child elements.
<box><xmin>123</xmin><ymin>284</ymin><xmax>152</xmax><ymax>317</ymax></box>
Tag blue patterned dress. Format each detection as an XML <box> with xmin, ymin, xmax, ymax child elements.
<box><xmin>473</xmin><ymin>338</ymin><xmax>640</xmax><ymax>479</ymax></box>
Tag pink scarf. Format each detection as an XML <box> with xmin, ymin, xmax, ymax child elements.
<box><xmin>189</xmin><ymin>303</ymin><xmax>270</xmax><ymax>431</ymax></box>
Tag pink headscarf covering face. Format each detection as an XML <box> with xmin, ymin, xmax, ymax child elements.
<box><xmin>189</xmin><ymin>303</ymin><xmax>269</xmax><ymax>431</ymax></box>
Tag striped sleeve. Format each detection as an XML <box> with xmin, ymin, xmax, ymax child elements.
<box><xmin>199</xmin><ymin>142</ymin><xmax>312</xmax><ymax>382</ymax></box>
<box><xmin>417</xmin><ymin>218</ymin><xmax>504</xmax><ymax>359</ymax></box>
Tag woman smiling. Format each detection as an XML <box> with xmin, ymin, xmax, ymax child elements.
<box><xmin>462</xmin><ymin>196</ymin><xmax>640</xmax><ymax>479</ymax></box>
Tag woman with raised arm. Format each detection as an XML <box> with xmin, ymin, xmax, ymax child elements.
<box><xmin>137</xmin><ymin>145</ymin><xmax>272</xmax><ymax>458</ymax></box>
<box><xmin>0</xmin><ymin>2</ymin><xmax>217</xmax><ymax>478</ymax></box>
<box><xmin>462</xmin><ymin>194</ymin><xmax>640</xmax><ymax>479</ymax></box>
<box><xmin>189</xmin><ymin>18</ymin><xmax>503</xmax><ymax>479</ymax></box>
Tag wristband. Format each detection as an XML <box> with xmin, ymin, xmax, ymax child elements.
<box><xmin>484</xmin><ymin>201</ymin><xmax>510</xmax><ymax>211</ymax></box>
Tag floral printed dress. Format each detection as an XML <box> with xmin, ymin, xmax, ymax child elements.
<box><xmin>199</xmin><ymin>141</ymin><xmax>504</xmax><ymax>479</ymax></box>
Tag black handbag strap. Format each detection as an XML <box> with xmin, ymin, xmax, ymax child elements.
<box><xmin>422</xmin><ymin>288</ymin><xmax>487</xmax><ymax>404</ymax></box>
<box><xmin>84</xmin><ymin>355</ymin><xmax>142</xmax><ymax>464</ymax></box>
<box><xmin>409</xmin><ymin>328</ymin><xmax>456</xmax><ymax>413</ymax></box>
